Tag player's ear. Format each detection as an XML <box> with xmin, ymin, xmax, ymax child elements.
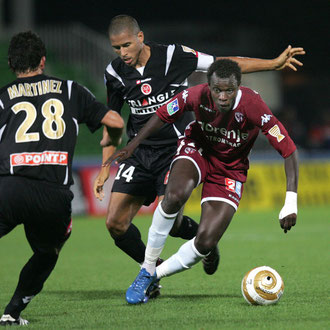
<box><xmin>137</xmin><ymin>31</ymin><xmax>144</xmax><ymax>43</ymax></box>
<box><xmin>39</xmin><ymin>56</ymin><xmax>46</xmax><ymax>70</ymax></box>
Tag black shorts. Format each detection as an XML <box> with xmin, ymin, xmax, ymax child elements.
<box><xmin>0</xmin><ymin>176</ymin><xmax>73</xmax><ymax>253</ymax></box>
<box><xmin>111</xmin><ymin>144</ymin><xmax>177</xmax><ymax>206</ymax></box>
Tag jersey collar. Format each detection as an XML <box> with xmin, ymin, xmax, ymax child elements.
<box><xmin>232</xmin><ymin>89</ymin><xmax>242</xmax><ymax>110</ymax></box>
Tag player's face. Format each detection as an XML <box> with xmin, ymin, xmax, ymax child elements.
<box><xmin>209</xmin><ymin>73</ymin><xmax>239</xmax><ymax>113</ymax></box>
<box><xmin>110</xmin><ymin>30</ymin><xmax>144</xmax><ymax>67</ymax></box>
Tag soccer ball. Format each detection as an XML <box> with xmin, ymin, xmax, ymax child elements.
<box><xmin>241</xmin><ymin>266</ymin><xmax>284</xmax><ymax>305</ymax></box>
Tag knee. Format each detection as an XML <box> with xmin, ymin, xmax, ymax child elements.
<box><xmin>162</xmin><ymin>190</ymin><xmax>187</xmax><ymax>214</ymax></box>
<box><xmin>194</xmin><ymin>233</ymin><xmax>218</xmax><ymax>255</ymax></box>
<box><xmin>106</xmin><ymin>214</ymin><xmax>130</xmax><ymax>238</ymax></box>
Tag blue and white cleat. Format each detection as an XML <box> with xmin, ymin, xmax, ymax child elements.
<box><xmin>126</xmin><ymin>268</ymin><xmax>157</xmax><ymax>304</ymax></box>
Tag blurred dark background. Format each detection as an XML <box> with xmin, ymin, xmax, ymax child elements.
<box><xmin>1</xmin><ymin>0</ymin><xmax>329</xmax><ymax>154</ymax></box>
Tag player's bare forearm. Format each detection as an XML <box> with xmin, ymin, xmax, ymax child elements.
<box><xmin>284</xmin><ymin>149</ymin><xmax>299</xmax><ymax>192</ymax></box>
<box><xmin>101</xmin><ymin>110</ymin><xmax>124</xmax><ymax>146</ymax></box>
<box><xmin>103</xmin><ymin>114</ymin><xmax>165</xmax><ymax>166</ymax></box>
<box><xmin>129</xmin><ymin>113</ymin><xmax>165</xmax><ymax>149</ymax></box>
<box><xmin>279</xmin><ymin>149</ymin><xmax>298</xmax><ymax>233</ymax></box>
<box><xmin>218</xmin><ymin>45</ymin><xmax>305</xmax><ymax>73</ymax></box>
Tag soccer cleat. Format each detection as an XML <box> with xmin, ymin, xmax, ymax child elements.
<box><xmin>147</xmin><ymin>280</ymin><xmax>162</xmax><ymax>299</ymax></box>
<box><xmin>202</xmin><ymin>246</ymin><xmax>220</xmax><ymax>275</ymax></box>
<box><xmin>147</xmin><ymin>257</ymin><xmax>164</xmax><ymax>300</ymax></box>
<box><xmin>126</xmin><ymin>268</ymin><xmax>157</xmax><ymax>304</ymax></box>
<box><xmin>0</xmin><ymin>314</ymin><xmax>29</xmax><ymax>326</ymax></box>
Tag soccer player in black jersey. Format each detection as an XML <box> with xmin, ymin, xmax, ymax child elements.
<box><xmin>0</xmin><ymin>31</ymin><xmax>124</xmax><ymax>326</ymax></box>
<box><xmin>93</xmin><ymin>15</ymin><xmax>305</xmax><ymax>286</ymax></box>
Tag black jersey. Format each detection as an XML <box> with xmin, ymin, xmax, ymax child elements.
<box><xmin>105</xmin><ymin>42</ymin><xmax>215</xmax><ymax>146</ymax></box>
<box><xmin>0</xmin><ymin>74</ymin><xmax>108</xmax><ymax>186</ymax></box>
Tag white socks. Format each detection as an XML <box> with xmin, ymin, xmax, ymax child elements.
<box><xmin>156</xmin><ymin>238</ymin><xmax>205</xmax><ymax>279</ymax></box>
<box><xmin>142</xmin><ymin>202</ymin><xmax>178</xmax><ymax>275</ymax></box>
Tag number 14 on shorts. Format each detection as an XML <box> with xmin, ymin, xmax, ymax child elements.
<box><xmin>115</xmin><ymin>164</ymin><xmax>136</xmax><ymax>182</ymax></box>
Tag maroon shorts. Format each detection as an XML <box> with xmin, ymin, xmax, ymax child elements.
<box><xmin>171</xmin><ymin>138</ymin><xmax>244</xmax><ymax>210</ymax></box>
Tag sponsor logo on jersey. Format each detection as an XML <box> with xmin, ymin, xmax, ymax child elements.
<box><xmin>225</xmin><ymin>178</ymin><xmax>242</xmax><ymax>198</ymax></box>
<box><xmin>181</xmin><ymin>45</ymin><xmax>198</xmax><ymax>57</ymax></box>
<box><xmin>235</xmin><ymin>112</ymin><xmax>244</xmax><ymax>123</ymax></box>
<box><xmin>128</xmin><ymin>90</ymin><xmax>176</xmax><ymax>108</ymax></box>
<box><xmin>261</xmin><ymin>114</ymin><xmax>272</xmax><ymax>126</ymax></box>
<box><xmin>131</xmin><ymin>103</ymin><xmax>165</xmax><ymax>115</ymax></box>
<box><xmin>10</xmin><ymin>151</ymin><xmax>68</xmax><ymax>168</ymax></box>
<box><xmin>198</xmin><ymin>121</ymin><xmax>249</xmax><ymax>146</ymax></box>
<box><xmin>200</xmin><ymin>104</ymin><xmax>214</xmax><ymax>113</ymax></box>
<box><xmin>141</xmin><ymin>83</ymin><xmax>152</xmax><ymax>95</ymax></box>
<box><xmin>167</xmin><ymin>98</ymin><xmax>180</xmax><ymax>116</ymax></box>
<box><xmin>268</xmin><ymin>124</ymin><xmax>285</xmax><ymax>142</ymax></box>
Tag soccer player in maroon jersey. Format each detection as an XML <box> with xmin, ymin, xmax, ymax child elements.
<box><xmin>0</xmin><ymin>31</ymin><xmax>124</xmax><ymax>325</ymax></box>
<box><xmin>94</xmin><ymin>15</ymin><xmax>304</xmax><ymax>292</ymax></box>
<box><xmin>105</xmin><ymin>59</ymin><xmax>299</xmax><ymax>304</ymax></box>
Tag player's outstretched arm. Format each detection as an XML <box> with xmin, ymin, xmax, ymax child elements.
<box><xmin>279</xmin><ymin>149</ymin><xmax>299</xmax><ymax>233</ymax></box>
<box><xmin>219</xmin><ymin>45</ymin><xmax>305</xmax><ymax>73</ymax></box>
<box><xmin>103</xmin><ymin>113</ymin><xmax>165</xmax><ymax>166</ymax></box>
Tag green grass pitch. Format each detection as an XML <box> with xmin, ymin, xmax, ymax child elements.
<box><xmin>0</xmin><ymin>206</ymin><xmax>329</xmax><ymax>329</ymax></box>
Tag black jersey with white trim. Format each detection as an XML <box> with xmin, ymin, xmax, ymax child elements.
<box><xmin>105</xmin><ymin>41</ymin><xmax>215</xmax><ymax>146</ymax></box>
<box><xmin>0</xmin><ymin>74</ymin><xmax>108</xmax><ymax>186</ymax></box>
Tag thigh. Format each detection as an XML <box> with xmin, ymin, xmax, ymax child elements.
<box><xmin>106</xmin><ymin>192</ymin><xmax>146</xmax><ymax>226</ymax></box>
<box><xmin>111</xmin><ymin>151</ymin><xmax>157</xmax><ymax>206</ymax></box>
<box><xmin>0</xmin><ymin>176</ymin><xmax>73</xmax><ymax>252</ymax></box>
<box><xmin>195</xmin><ymin>200</ymin><xmax>236</xmax><ymax>254</ymax></box>
<box><xmin>24</xmin><ymin>183</ymin><xmax>73</xmax><ymax>253</ymax></box>
<box><xmin>161</xmin><ymin>158</ymin><xmax>200</xmax><ymax>214</ymax></box>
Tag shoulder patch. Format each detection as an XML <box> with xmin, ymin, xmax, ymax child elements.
<box><xmin>167</xmin><ymin>98</ymin><xmax>180</xmax><ymax>116</ymax></box>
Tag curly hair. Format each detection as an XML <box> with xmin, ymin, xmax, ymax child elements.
<box><xmin>207</xmin><ymin>59</ymin><xmax>241</xmax><ymax>85</ymax></box>
<box><xmin>8</xmin><ymin>31</ymin><xmax>46</xmax><ymax>74</ymax></box>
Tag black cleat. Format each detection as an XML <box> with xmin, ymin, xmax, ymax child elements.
<box><xmin>0</xmin><ymin>314</ymin><xmax>29</xmax><ymax>326</ymax></box>
<box><xmin>147</xmin><ymin>257</ymin><xmax>164</xmax><ymax>299</ymax></box>
<box><xmin>202</xmin><ymin>246</ymin><xmax>220</xmax><ymax>275</ymax></box>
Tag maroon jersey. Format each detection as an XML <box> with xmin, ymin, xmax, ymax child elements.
<box><xmin>156</xmin><ymin>83</ymin><xmax>296</xmax><ymax>182</ymax></box>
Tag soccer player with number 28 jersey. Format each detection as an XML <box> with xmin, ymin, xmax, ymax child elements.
<box><xmin>106</xmin><ymin>59</ymin><xmax>299</xmax><ymax>304</ymax></box>
<box><xmin>0</xmin><ymin>31</ymin><xmax>124</xmax><ymax>325</ymax></box>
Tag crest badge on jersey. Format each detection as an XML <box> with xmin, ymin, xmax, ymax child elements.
<box><xmin>235</xmin><ymin>112</ymin><xmax>244</xmax><ymax>123</ymax></box>
<box><xmin>141</xmin><ymin>83</ymin><xmax>152</xmax><ymax>95</ymax></box>
<box><xmin>184</xmin><ymin>147</ymin><xmax>196</xmax><ymax>155</ymax></box>
<box><xmin>167</xmin><ymin>98</ymin><xmax>180</xmax><ymax>116</ymax></box>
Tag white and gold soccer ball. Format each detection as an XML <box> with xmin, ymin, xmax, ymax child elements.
<box><xmin>241</xmin><ymin>266</ymin><xmax>284</xmax><ymax>305</ymax></box>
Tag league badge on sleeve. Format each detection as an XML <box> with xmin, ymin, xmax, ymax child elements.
<box><xmin>269</xmin><ymin>125</ymin><xmax>285</xmax><ymax>142</ymax></box>
<box><xmin>167</xmin><ymin>98</ymin><xmax>180</xmax><ymax>116</ymax></box>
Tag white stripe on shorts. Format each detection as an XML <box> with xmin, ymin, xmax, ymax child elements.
<box><xmin>201</xmin><ymin>197</ymin><xmax>238</xmax><ymax>211</ymax></box>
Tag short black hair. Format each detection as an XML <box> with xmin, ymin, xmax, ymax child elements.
<box><xmin>108</xmin><ymin>15</ymin><xmax>140</xmax><ymax>36</ymax></box>
<box><xmin>207</xmin><ymin>59</ymin><xmax>241</xmax><ymax>86</ymax></box>
<box><xmin>8</xmin><ymin>31</ymin><xmax>46</xmax><ymax>74</ymax></box>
